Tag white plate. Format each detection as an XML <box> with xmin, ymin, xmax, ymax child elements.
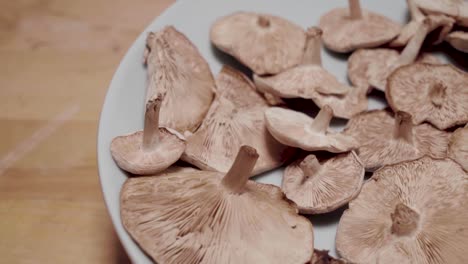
<box><xmin>98</xmin><ymin>0</ymin><xmax>420</xmax><ymax>263</ymax></box>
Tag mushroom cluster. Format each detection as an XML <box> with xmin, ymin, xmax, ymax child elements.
<box><xmin>110</xmin><ymin>1</ymin><xmax>468</xmax><ymax>263</ymax></box>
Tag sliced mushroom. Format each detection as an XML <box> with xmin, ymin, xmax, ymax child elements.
<box><xmin>318</xmin><ymin>0</ymin><xmax>401</xmax><ymax>53</ymax></box>
<box><xmin>348</xmin><ymin>16</ymin><xmax>451</xmax><ymax>92</ymax></box>
<box><xmin>446</xmin><ymin>30</ymin><xmax>468</xmax><ymax>52</ymax></box>
<box><xmin>121</xmin><ymin>146</ymin><xmax>314</xmax><ymax>264</ymax></box>
<box><xmin>448</xmin><ymin>124</ymin><xmax>468</xmax><ymax>171</ymax></box>
<box><xmin>182</xmin><ymin>66</ymin><xmax>292</xmax><ymax>176</ymax></box>
<box><xmin>387</xmin><ymin>63</ymin><xmax>468</xmax><ymax>130</ymax></box>
<box><xmin>311</xmin><ymin>249</ymin><xmax>347</xmax><ymax>264</ymax></box>
<box><xmin>282</xmin><ymin>153</ymin><xmax>364</xmax><ymax>214</ymax></box>
<box><xmin>253</xmin><ymin>27</ymin><xmax>349</xmax><ymax>99</ymax></box>
<box><xmin>110</xmin><ymin>94</ymin><xmax>186</xmax><ymax>175</ymax></box>
<box><xmin>415</xmin><ymin>0</ymin><xmax>468</xmax><ymax>26</ymax></box>
<box><xmin>265</xmin><ymin>106</ymin><xmax>358</xmax><ymax>153</ymax></box>
<box><xmin>336</xmin><ymin>157</ymin><xmax>468</xmax><ymax>264</ymax></box>
<box><xmin>344</xmin><ymin>110</ymin><xmax>450</xmax><ymax>171</ymax></box>
<box><xmin>390</xmin><ymin>0</ymin><xmax>454</xmax><ymax>47</ymax></box>
<box><xmin>145</xmin><ymin>26</ymin><xmax>215</xmax><ymax>133</ymax></box>
<box><xmin>210</xmin><ymin>12</ymin><xmax>306</xmax><ymax>75</ymax></box>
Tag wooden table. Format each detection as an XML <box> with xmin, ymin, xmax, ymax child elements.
<box><xmin>0</xmin><ymin>0</ymin><xmax>173</xmax><ymax>262</ymax></box>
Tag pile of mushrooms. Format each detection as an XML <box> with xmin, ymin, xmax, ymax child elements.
<box><xmin>110</xmin><ymin>1</ymin><xmax>468</xmax><ymax>263</ymax></box>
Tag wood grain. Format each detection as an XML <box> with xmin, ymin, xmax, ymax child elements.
<box><xmin>0</xmin><ymin>0</ymin><xmax>173</xmax><ymax>263</ymax></box>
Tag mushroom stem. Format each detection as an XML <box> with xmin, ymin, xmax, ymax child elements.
<box><xmin>302</xmin><ymin>27</ymin><xmax>323</xmax><ymax>66</ymax></box>
<box><xmin>393</xmin><ymin>111</ymin><xmax>414</xmax><ymax>144</ymax></box>
<box><xmin>299</xmin><ymin>155</ymin><xmax>321</xmax><ymax>180</ymax></box>
<box><xmin>310</xmin><ymin>105</ymin><xmax>333</xmax><ymax>133</ymax></box>
<box><xmin>391</xmin><ymin>203</ymin><xmax>420</xmax><ymax>236</ymax></box>
<box><xmin>142</xmin><ymin>94</ymin><xmax>164</xmax><ymax>150</ymax></box>
<box><xmin>408</xmin><ymin>0</ymin><xmax>424</xmax><ymax>21</ymax></box>
<box><xmin>349</xmin><ymin>0</ymin><xmax>363</xmax><ymax>20</ymax></box>
<box><xmin>398</xmin><ymin>18</ymin><xmax>431</xmax><ymax>66</ymax></box>
<box><xmin>257</xmin><ymin>15</ymin><xmax>271</xmax><ymax>28</ymax></box>
<box><xmin>429</xmin><ymin>81</ymin><xmax>447</xmax><ymax>107</ymax></box>
<box><xmin>222</xmin><ymin>146</ymin><xmax>259</xmax><ymax>194</ymax></box>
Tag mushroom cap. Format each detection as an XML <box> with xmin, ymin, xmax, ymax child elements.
<box><xmin>446</xmin><ymin>30</ymin><xmax>468</xmax><ymax>52</ymax></box>
<box><xmin>348</xmin><ymin>49</ymin><xmax>442</xmax><ymax>91</ymax></box>
<box><xmin>210</xmin><ymin>12</ymin><xmax>306</xmax><ymax>75</ymax></box>
<box><xmin>121</xmin><ymin>147</ymin><xmax>314</xmax><ymax>264</ymax></box>
<box><xmin>282</xmin><ymin>153</ymin><xmax>364</xmax><ymax>214</ymax></box>
<box><xmin>319</xmin><ymin>8</ymin><xmax>401</xmax><ymax>53</ymax></box>
<box><xmin>336</xmin><ymin>157</ymin><xmax>468</xmax><ymax>264</ymax></box>
<box><xmin>311</xmin><ymin>86</ymin><xmax>368</xmax><ymax>119</ymax></box>
<box><xmin>110</xmin><ymin>128</ymin><xmax>185</xmax><ymax>175</ymax></box>
<box><xmin>182</xmin><ymin>66</ymin><xmax>292</xmax><ymax>176</ymax></box>
<box><xmin>387</xmin><ymin>63</ymin><xmax>468</xmax><ymax>130</ymax></box>
<box><xmin>145</xmin><ymin>26</ymin><xmax>215</xmax><ymax>133</ymax></box>
<box><xmin>264</xmin><ymin>107</ymin><xmax>358</xmax><ymax>153</ymax></box>
<box><xmin>253</xmin><ymin>65</ymin><xmax>349</xmax><ymax>99</ymax></box>
<box><xmin>415</xmin><ymin>0</ymin><xmax>468</xmax><ymax>26</ymax></box>
<box><xmin>448</xmin><ymin>125</ymin><xmax>468</xmax><ymax>171</ymax></box>
<box><xmin>344</xmin><ymin>110</ymin><xmax>450</xmax><ymax>170</ymax></box>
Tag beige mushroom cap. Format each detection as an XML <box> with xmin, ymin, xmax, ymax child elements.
<box><xmin>344</xmin><ymin>110</ymin><xmax>450</xmax><ymax>171</ymax></box>
<box><xmin>210</xmin><ymin>12</ymin><xmax>306</xmax><ymax>75</ymax></box>
<box><xmin>265</xmin><ymin>106</ymin><xmax>358</xmax><ymax>153</ymax></box>
<box><xmin>348</xmin><ymin>48</ymin><xmax>441</xmax><ymax>91</ymax></box>
<box><xmin>446</xmin><ymin>30</ymin><xmax>468</xmax><ymax>53</ymax></box>
<box><xmin>311</xmin><ymin>86</ymin><xmax>368</xmax><ymax>119</ymax></box>
<box><xmin>121</xmin><ymin>146</ymin><xmax>314</xmax><ymax>264</ymax></box>
<box><xmin>336</xmin><ymin>157</ymin><xmax>468</xmax><ymax>264</ymax></box>
<box><xmin>282</xmin><ymin>153</ymin><xmax>364</xmax><ymax>214</ymax></box>
<box><xmin>145</xmin><ymin>26</ymin><xmax>215</xmax><ymax>133</ymax></box>
<box><xmin>110</xmin><ymin>96</ymin><xmax>185</xmax><ymax>175</ymax></box>
<box><xmin>318</xmin><ymin>0</ymin><xmax>401</xmax><ymax>53</ymax></box>
<box><xmin>448</xmin><ymin>125</ymin><xmax>468</xmax><ymax>171</ymax></box>
<box><xmin>415</xmin><ymin>0</ymin><xmax>468</xmax><ymax>26</ymax></box>
<box><xmin>387</xmin><ymin>63</ymin><xmax>468</xmax><ymax>130</ymax></box>
<box><xmin>182</xmin><ymin>66</ymin><xmax>292</xmax><ymax>176</ymax></box>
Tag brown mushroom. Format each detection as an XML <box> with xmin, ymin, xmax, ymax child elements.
<box><xmin>210</xmin><ymin>12</ymin><xmax>306</xmax><ymax>75</ymax></box>
<box><xmin>336</xmin><ymin>157</ymin><xmax>468</xmax><ymax>264</ymax></box>
<box><xmin>344</xmin><ymin>110</ymin><xmax>450</xmax><ymax>170</ymax></box>
<box><xmin>415</xmin><ymin>0</ymin><xmax>468</xmax><ymax>26</ymax></box>
<box><xmin>390</xmin><ymin>0</ymin><xmax>454</xmax><ymax>47</ymax></box>
<box><xmin>144</xmin><ymin>26</ymin><xmax>215</xmax><ymax>133</ymax></box>
<box><xmin>311</xmin><ymin>249</ymin><xmax>347</xmax><ymax>264</ymax></box>
<box><xmin>253</xmin><ymin>27</ymin><xmax>349</xmax><ymax>99</ymax></box>
<box><xmin>265</xmin><ymin>106</ymin><xmax>358</xmax><ymax>153</ymax></box>
<box><xmin>182</xmin><ymin>66</ymin><xmax>292</xmax><ymax>176</ymax></box>
<box><xmin>318</xmin><ymin>0</ymin><xmax>401</xmax><ymax>53</ymax></box>
<box><xmin>448</xmin><ymin>124</ymin><xmax>468</xmax><ymax>171</ymax></box>
<box><xmin>282</xmin><ymin>153</ymin><xmax>364</xmax><ymax>214</ymax></box>
<box><xmin>110</xmin><ymin>94</ymin><xmax>186</xmax><ymax>175</ymax></box>
<box><xmin>347</xmin><ymin>17</ymin><xmax>451</xmax><ymax>92</ymax></box>
<box><xmin>445</xmin><ymin>30</ymin><xmax>468</xmax><ymax>52</ymax></box>
<box><xmin>121</xmin><ymin>146</ymin><xmax>314</xmax><ymax>264</ymax></box>
<box><xmin>387</xmin><ymin>63</ymin><xmax>468</xmax><ymax>130</ymax></box>
<box><xmin>310</xmin><ymin>86</ymin><xmax>368</xmax><ymax>119</ymax></box>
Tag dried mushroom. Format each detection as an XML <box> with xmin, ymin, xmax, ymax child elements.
<box><xmin>210</xmin><ymin>12</ymin><xmax>306</xmax><ymax>75</ymax></box>
<box><xmin>282</xmin><ymin>153</ymin><xmax>364</xmax><ymax>214</ymax></box>
<box><xmin>448</xmin><ymin>124</ymin><xmax>468</xmax><ymax>171</ymax></box>
<box><xmin>415</xmin><ymin>0</ymin><xmax>468</xmax><ymax>26</ymax></box>
<box><xmin>319</xmin><ymin>0</ymin><xmax>401</xmax><ymax>53</ymax></box>
<box><xmin>265</xmin><ymin>106</ymin><xmax>358</xmax><ymax>153</ymax></box>
<box><xmin>387</xmin><ymin>63</ymin><xmax>468</xmax><ymax>130</ymax></box>
<box><xmin>111</xmin><ymin>94</ymin><xmax>185</xmax><ymax>175</ymax></box>
<box><xmin>347</xmin><ymin>17</ymin><xmax>450</xmax><ymax>92</ymax></box>
<box><xmin>344</xmin><ymin>110</ymin><xmax>450</xmax><ymax>170</ymax></box>
<box><xmin>310</xmin><ymin>86</ymin><xmax>368</xmax><ymax>119</ymax></box>
<box><xmin>182</xmin><ymin>66</ymin><xmax>292</xmax><ymax>176</ymax></box>
<box><xmin>145</xmin><ymin>26</ymin><xmax>215</xmax><ymax>133</ymax></box>
<box><xmin>336</xmin><ymin>157</ymin><xmax>468</xmax><ymax>264</ymax></box>
<box><xmin>390</xmin><ymin>0</ymin><xmax>454</xmax><ymax>47</ymax></box>
<box><xmin>446</xmin><ymin>30</ymin><xmax>468</xmax><ymax>52</ymax></box>
<box><xmin>253</xmin><ymin>27</ymin><xmax>349</xmax><ymax>99</ymax></box>
<box><xmin>311</xmin><ymin>249</ymin><xmax>347</xmax><ymax>264</ymax></box>
<box><xmin>121</xmin><ymin>146</ymin><xmax>314</xmax><ymax>264</ymax></box>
